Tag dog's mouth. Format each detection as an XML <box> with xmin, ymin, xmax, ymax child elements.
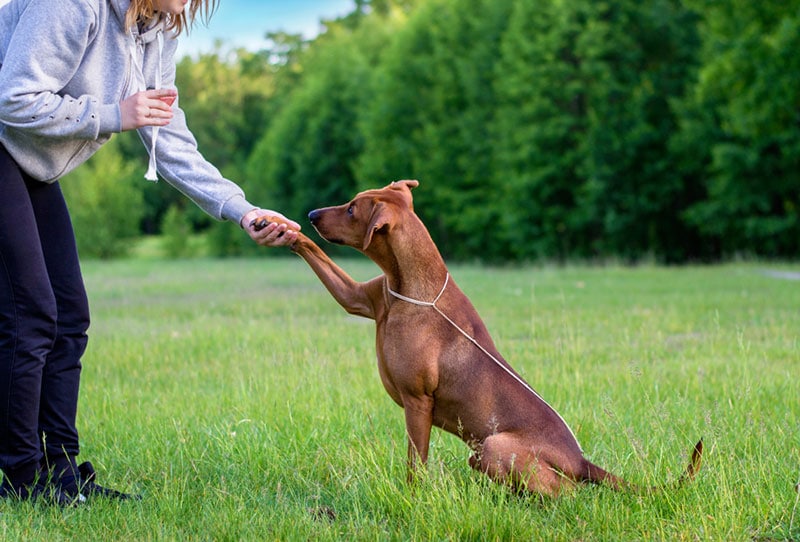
<box><xmin>308</xmin><ymin>210</ymin><xmax>345</xmax><ymax>245</ymax></box>
<box><xmin>316</xmin><ymin>231</ymin><xmax>344</xmax><ymax>245</ymax></box>
<box><xmin>309</xmin><ymin>223</ymin><xmax>344</xmax><ymax>245</ymax></box>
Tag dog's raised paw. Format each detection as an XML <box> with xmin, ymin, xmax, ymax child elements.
<box><xmin>250</xmin><ymin>217</ymin><xmax>288</xmax><ymax>237</ymax></box>
<box><xmin>250</xmin><ymin>218</ymin><xmax>272</xmax><ymax>232</ymax></box>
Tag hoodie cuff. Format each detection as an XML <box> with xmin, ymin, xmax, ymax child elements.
<box><xmin>221</xmin><ymin>194</ymin><xmax>257</xmax><ymax>227</ymax></box>
<box><xmin>98</xmin><ymin>103</ymin><xmax>122</xmax><ymax>134</ymax></box>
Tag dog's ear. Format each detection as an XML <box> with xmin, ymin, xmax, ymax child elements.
<box><xmin>363</xmin><ymin>202</ymin><xmax>391</xmax><ymax>251</ymax></box>
<box><xmin>391</xmin><ymin>180</ymin><xmax>419</xmax><ymax>191</ymax></box>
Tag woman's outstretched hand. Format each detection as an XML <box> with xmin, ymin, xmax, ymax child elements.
<box><xmin>241</xmin><ymin>209</ymin><xmax>301</xmax><ymax>247</ymax></box>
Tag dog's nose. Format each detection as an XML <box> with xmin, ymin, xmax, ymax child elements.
<box><xmin>308</xmin><ymin>210</ymin><xmax>320</xmax><ymax>225</ymax></box>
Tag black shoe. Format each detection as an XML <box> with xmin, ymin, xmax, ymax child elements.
<box><xmin>30</xmin><ymin>475</ymin><xmax>87</xmax><ymax>508</ymax></box>
<box><xmin>77</xmin><ymin>462</ymin><xmax>141</xmax><ymax>501</ymax></box>
<box><xmin>2</xmin><ymin>462</ymin><xmax>138</xmax><ymax>506</ymax></box>
<box><xmin>1</xmin><ymin>475</ymin><xmax>85</xmax><ymax>507</ymax></box>
<box><xmin>1</xmin><ymin>466</ymin><xmax>37</xmax><ymax>501</ymax></box>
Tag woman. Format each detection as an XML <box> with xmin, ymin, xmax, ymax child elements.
<box><xmin>0</xmin><ymin>0</ymin><xmax>299</xmax><ymax>505</ymax></box>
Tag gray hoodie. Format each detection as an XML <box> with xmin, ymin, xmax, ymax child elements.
<box><xmin>0</xmin><ymin>0</ymin><xmax>255</xmax><ymax>223</ymax></box>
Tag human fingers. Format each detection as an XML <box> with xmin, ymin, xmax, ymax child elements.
<box><xmin>262</xmin><ymin>224</ymin><xmax>298</xmax><ymax>247</ymax></box>
<box><xmin>248</xmin><ymin>220</ymin><xmax>298</xmax><ymax>247</ymax></box>
<box><xmin>120</xmin><ymin>91</ymin><xmax>174</xmax><ymax>130</ymax></box>
<box><xmin>251</xmin><ymin>209</ymin><xmax>301</xmax><ymax>232</ymax></box>
<box><xmin>144</xmin><ymin>89</ymin><xmax>176</xmax><ymax>117</ymax></box>
<box><xmin>247</xmin><ymin>210</ymin><xmax>301</xmax><ymax>233</ymax></box>
<box><xmin>153</xmin><ymin>88</ymin><xmax>177</xmax><ymax>106</ymax></box>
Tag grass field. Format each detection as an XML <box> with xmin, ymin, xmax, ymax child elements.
<box><xmin>1</xmin><ymin>256</ymin><xmax>798</xmax><ymax>541</ymax></box>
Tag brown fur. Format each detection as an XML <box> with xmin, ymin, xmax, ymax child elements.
<box><xmin>271</xmin><ymin>180</ymin><xmax>702</xmax><ymax>496</ymax></box>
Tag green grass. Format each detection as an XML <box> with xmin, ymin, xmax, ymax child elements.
<box><xmin>2</xmin><ymin>257</ymin><xmax>798</xmax><ymax>541</ymax></box>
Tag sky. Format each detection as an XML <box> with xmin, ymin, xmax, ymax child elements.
<box><xmin>176</xmin><ymin>0</ymin><xmax>357</xmax><ymax>57</ymax></box>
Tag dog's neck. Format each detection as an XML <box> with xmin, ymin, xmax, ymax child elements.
<box><xmin>370</xmin><ymin>212</ymin><xmax>449</xmax><ymax>302</ymax></box>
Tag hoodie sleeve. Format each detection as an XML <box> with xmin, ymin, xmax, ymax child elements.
<box><xmin>0</xmin><ymin>0</ymin><xmax>121</xmax><ymax>139</ymax></box>
<box><xmin>136</xmin><ymin>32</ymin><xmax>255</xmax><ymax>223</ymax></box>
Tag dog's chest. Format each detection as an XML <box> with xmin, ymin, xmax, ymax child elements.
<box><xmin>374</xmin><ymin>307</ymin><xmax>455</xmax><ymax>402</ymax></box>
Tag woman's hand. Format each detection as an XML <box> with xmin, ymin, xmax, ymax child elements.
<box><xmin>120</xmin><ymin>89</ymin><xmax>177</xmax><ymax>131</ymax></box>
<box><xmin>241</xmin><ymin>209</ymin><xmax>301</xmax><ymax>248</ymax></box>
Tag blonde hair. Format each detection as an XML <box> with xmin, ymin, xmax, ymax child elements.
<box><xmin>125</xmin><ymin>0</ymin><xmax>219</xmax><ymax>35</ymax></box>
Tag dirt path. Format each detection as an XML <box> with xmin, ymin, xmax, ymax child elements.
<box><xmin>760</xmin><ymin>269</ymin><xmax>800</xmax><ymax>281</ymax></box>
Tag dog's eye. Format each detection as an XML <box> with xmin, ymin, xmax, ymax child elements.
<box><xmin>347</xmin><ymin>204</ymin><xmax>355</xmax><ymax>216</ymax></box>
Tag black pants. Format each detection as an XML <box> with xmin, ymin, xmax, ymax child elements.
<box><xmin>0</xmin><ymin>144</ymin><xmax>89</xmax><ymax>487</ymax></box>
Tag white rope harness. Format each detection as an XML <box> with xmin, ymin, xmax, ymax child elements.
<box><xmin>386</xmin><ymin>273</ymin><xmax>583</xmax><ymax>452</ymax></box>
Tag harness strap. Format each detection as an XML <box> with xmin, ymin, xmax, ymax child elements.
<box><xmin>386</xmin><ymin>273</ymin><xmax>583</xmax><ymax>452</ymax></box>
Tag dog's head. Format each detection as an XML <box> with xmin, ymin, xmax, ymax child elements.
<box><xmin>308</xmin><ymin>180</ymin><xmax>419</xmax><ymax>252</ymax></box>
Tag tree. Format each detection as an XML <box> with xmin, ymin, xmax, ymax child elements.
<box><xmin>246</xmin><ymin>10</ymin><xmax>397</xmax><ymax>251</ymax></box>
<box><xmin>61</xmin><ymin>137</ymin><xmax>144</xmax><ymax>259</ymax></box>
<box><xmin>491</xmin><ymin>0</ymin><xmax>584</xmax><ymax>261</ymax></box>
<box><xmin>357</xmin><ymin>0</ymin><xmax>513</xmax><ymax>260</ymax></box>
<box><xmin>173</xmin><ymin>46</ymin><xmax>276</xmax><ymax>256</ymax></box>
<box><xmin>492</xmin><ymin>0</ymin><xmax>702</xmax><ymax>262</ymax></box>
<box><xmin>678</xmin><ymin>0</ymin><xmax>800</xmax><ymax>257</ymax></box>
<box><xmin>59</xmin><ymin>0</ymin><xmax>800</xmax><ymax>262</ymax></box>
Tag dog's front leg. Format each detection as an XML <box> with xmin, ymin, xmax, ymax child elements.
<box><xmin>402</xmin><ymin>395</ymin><xmax>434</xmax><ymax>484</ymax></box>
<box><xmin>291</xmin><ymin>234</ymin><xmax>376</xmax><ymax>319</ymax></box>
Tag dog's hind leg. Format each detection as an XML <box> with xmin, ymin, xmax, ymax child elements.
<box><xmin>469</xmin><ymin>434</ymin><xmax>572</xmax><ymax>496</ymax></box>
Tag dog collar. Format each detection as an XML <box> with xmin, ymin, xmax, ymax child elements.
<box><xmin>386</xmin><ymin>273</ymin><xmax>450</xmax><ymax>307</ymax></box>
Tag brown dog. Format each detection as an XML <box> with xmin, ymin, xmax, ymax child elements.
<box><xmin>257</xmin><ymin>180</ymin><xmax>702</xmax><ymax>496</ymax></box>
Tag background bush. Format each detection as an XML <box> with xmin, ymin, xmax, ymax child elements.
<box><xmin>60</xmin><ymin>138</ymin><xmax>143</xmax><ymax>259</ymax></box>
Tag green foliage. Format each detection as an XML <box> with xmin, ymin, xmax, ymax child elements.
<box><xmin>492</xmin><ymin>0</ymin><xmax>703</xmax><ymax>262</ymax></box>
<box><xmin>160</xmin><ymin>204</ymin><xmax>192</xmax><ymax>258</ymax></box>
<box><xmin>61</xmin><ymin>138</ymin><xmax>144</xmax><ymax>259</ymax></box>
<box><xmin>491</xmin><ymin>0</ymin><xmax>587</xmax><ymax>261</ymax></box>
<box><xmin>678</xmin><ymin>0</ymin><xmax>800</xmax><ymax>257</ymax></box>
<box><xmin>69</xmin><ymin>0</ymin><xmax>800</xmax><ymax>262</ymax></box>
<box><xmin>176</xmin><ymin>48</ymin><xmax>273</xmax><ymax>171</ymax></box>
<box><xmin>246</xmin><ymin>13</ymin><xmax>395</xmax><ymax>247</ymax></box>
<box><xmin>357</xmin><ymin>0</ymin><xmax>513</xmax><ymax>260</ymax></box>
<box><xmin>173</xmin><ymin>47</ymin><xmax>279</xmax><ymax>257</ymax></box>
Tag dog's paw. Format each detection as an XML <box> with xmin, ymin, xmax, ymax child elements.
<box><xmin>250</xmin><ymin>216</ymin><xmax>291</xmax><ymax>235</ymax></box>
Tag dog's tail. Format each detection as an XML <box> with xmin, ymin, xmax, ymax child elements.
<box><xmin>583</xmin><ymin>438</ymin><xmax>703</xmax><ymax>493</ymax></box>
<box><xmin>676</xmin><ymin>438</ymin><xmax>704</xmax><ymax>486</ymax></box>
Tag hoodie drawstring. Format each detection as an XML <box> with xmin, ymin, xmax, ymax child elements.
<box><xmin>144</xmin><ymin>31</ymin><xmax>164</xmax><ymax>181</ymax></box>
<box><xmin>128</xmin><ymin>26</ymin><xmax>164</xmax><ymax>181</ymax></box>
